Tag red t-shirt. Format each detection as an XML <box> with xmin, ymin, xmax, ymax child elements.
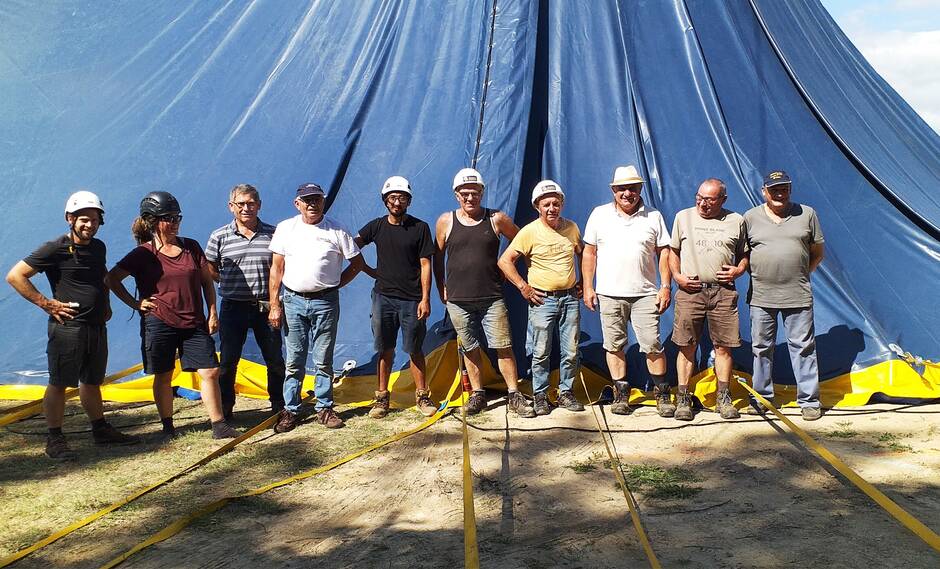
<box><xmin>117</xmin><ymin>238</ymin><xmax>208</xmax><ymax>329</ymax></box>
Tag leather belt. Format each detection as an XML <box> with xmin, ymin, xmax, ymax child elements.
<box><xmin>535</xmin><ymin>287</ymin><xmax>578</xmax><ymax>298</ymax></box>
<box><xmin>285</xmin><ymin>286</ymin><xmax>338</xmax><ymax>299</ymax></box>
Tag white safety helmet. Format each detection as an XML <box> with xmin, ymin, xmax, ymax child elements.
<box><xmin>381</xmin><ymin>176</ymin><xmax>412</xmax><ymax>198</ymax></box>
<box><xmin>452</xmin><ymin>167</ymin><xmax>485</xmax><ymax>191</ymax></box>
<box><xmin>65</xmin><ymin>190</ymin><xmax>105</xmax><ymax>224</ymax></box>
<box><xmin>531</xmin><ymin>179</ymin><xmax>565</xmax><ymax>206</ymax></box>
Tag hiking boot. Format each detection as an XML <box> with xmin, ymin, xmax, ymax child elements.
<box><xmin>675</xmin><ymin>391</ymin><xmax>693</xmax><ymax>421</ymax></box>
<box><xmin>716</xmin><ymin>388</ymin><xmax>740</xmax><ymax>420</ymax></box>
<box><xmin>533</xmin><ymin>392</ymin><xmax>553</xmax><ymax>416</ymax></box>
<box><xmin>801</xmin><ymin>406</ymin><xmax>823</xmax><ymax>421</ymax></box>
<box><xmin>211</xmin><ymin>420</ymin><xmax>241</xmax><ymax>439</ymax></box>
<box><xmin>369</xmin><ymin>390</ymin><xmax>391</xmax><ymax>419</ymax></box>
<box><xmin>465</xmin><ymin>390</ymin><xmax>487</xmax><ymax>416</ymax></box>
<box><xmin>557</xmin><ymin>390</ymin><xmax>585</xmax><ymax>412</ymax></box>
<box><xmin>744</xmin><ymin>398</ymin><xmax>774</xmax><ymax>415</ymax></box>
<box><xmin>610</xmin><ymin>381</ymin><xmax>632</xmax><ymax>415</ymax></box>
<box><xmin>316</xmin><ymin>407</ymin><xmax>345</xmax><ymax>429</ymax></box>
<box><xmin>273</xmin><ymin>409</ymin><xmax>298</xmax><ymax>433</ymax></box>
<box><xmin>415</xmin><ymin>389</ymin><xmax>438</xmax><ymax>417</ymax></box>
<box><xmin>653</xmin><ymin>386</ymin><xmax>676</xmax><ymax>418</ymax></box>
<box><xmin>45</xmin><ymin>434</ymin><xmax>77</xmax><ymax>461</ymax></box>
<box><xmin>507</xmin><ymin>391</ymin><xmax>536</xmax><ymax>418</ymax></box>
<box><xmin>92</xmin><ymin>423</ymin><xmax>141</xmax><ymax>445</ymax></box>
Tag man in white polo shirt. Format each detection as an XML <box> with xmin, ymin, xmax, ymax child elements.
<box><xmin>268</xmin><ymin>183</ymin><xmax>364</xmax><ymax>433</ymax></box>
<box><xmin>582</xmin><ymin>165</ymin><xmax>674</xmax><ymax>417</ymax></box>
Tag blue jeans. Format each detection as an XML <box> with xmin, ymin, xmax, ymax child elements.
<box><xmin>750</xmin><ymin>305</ymin><xmax>820</xmax><ymax>408</ymax></box>
<box><xmin>282</xmin><ymin>289</ymin><xmax>339</xmax><ymax>412</ymax></box>
<box><xmin>527</xmin><ymin>293</ymin><xmax>580</xmax><ymax>394</ymax></box>
<box><xmin>219</xmin><ymin>299</ymin><xmax>285</xmax><ymax>411</ymax></box>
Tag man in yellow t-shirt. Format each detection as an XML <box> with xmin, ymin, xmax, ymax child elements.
<box><xmin>498</xmin><ymin>180</ymin><xmax>584</xmax><ymax>416</ymax></box>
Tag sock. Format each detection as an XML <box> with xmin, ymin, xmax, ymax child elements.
<box><xmin>677</xmin><ymin>386</ymin><xmax>688</xmax><ymax>394</ymax></box>
<box><xmin>161</xmin><ymin>417</ymin><xmax>175</xmax><ymax>433</ymax></box>
<box><xmin>507</xmin><ymin>389</ymin><xmax>518</xmax><ymax>394</ymax></box>
<box><xmin>91</xmin><ymin>418</ymin><xmax>108</xmax><ymax>430</ymax></box>
<box><xmin>48</xmin><ymin>427</ymin><xmax>63</xmax><ymax>437</ymax></box>
<box><xmin>717</xmin><ymin>381</ymin><xmax>730</xmax><ymax>392</ymax></box>
<box><xmin>651</xmin><ymin>374</ymin><xmax>670</xmax><ymax>391</ymax></box>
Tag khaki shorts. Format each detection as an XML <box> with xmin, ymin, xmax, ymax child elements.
<box><xmin>598</xmin><ymin>294</ymin><xmax>663</xmax><ymax>354</ymax></box>
<box><xmin>672</xmin><ymin>286</ymin><xmax>741</xmax><ymax>348</ymax></box>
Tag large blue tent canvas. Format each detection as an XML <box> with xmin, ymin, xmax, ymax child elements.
<box><xmin>0</xmin><ymin>0</ymin><xmax>937</xmax><ymax>400</ymax></box>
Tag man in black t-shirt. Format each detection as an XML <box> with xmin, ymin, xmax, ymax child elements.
<box><xmin>354</xmin><ymin>176</ymin><xmax>438</xmax><ymax>419</ymax></box>
<box><xmin>6</xmin><ymin>191</ymin><xmax>138</xmax><ymax>461</ymax></box>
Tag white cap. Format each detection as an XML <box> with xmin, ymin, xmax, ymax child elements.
<box><xmin>381</xmin><ymin>176</ymin><xmax>412</xmax><ymax>197</ymax></box>
<box><xmin>610</xmin><ymin>165</ymin><xmax>644</xmax><ymax>187</ymax></box>
<box><xmin>65</xmin><ymin>191</ymin><xmax>105</xmax><ymax>216</ymax></box>
<box><xmin>531</xmin><ymin>179</ymin><xmax>565</xmax><ymax>206</ymax></box>
<box><xmin>452</xmin><ymin>168</ymin><xmax>485</xmax><ymax>191</ymax></box>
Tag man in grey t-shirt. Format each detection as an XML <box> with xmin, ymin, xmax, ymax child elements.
<box><xmin>744</xmin><ymin>170</ymin><xmax>825</xmax><ymax>421</ymax></box>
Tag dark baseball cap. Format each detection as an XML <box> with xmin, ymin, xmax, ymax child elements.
<box><xmin>296</xmin><ymin>183</ymin><xmax>325</xmax><ymax>199</ymax></box>
<box><xmin>763</xmin><ymin>170</ymin><xmax>792</xmax><ymax>188</ymax></box>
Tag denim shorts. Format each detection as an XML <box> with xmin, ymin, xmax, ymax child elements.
<box><xmin>141</xmin><ymin>314</ymin><xmax>219</xmax><ymax>374</ymax></box>
<box><xmin>445</xmin><ymin>298</ymin><xmax>512</xmax><ymax>352</ymax></box>
<box><xmin>47</xmin><ymin>321</ymin><xmax>108</xmax><ymax>387</ymax></box>
<box><xmin>371</xmin><ymin>291</ymin><xmax>427</xmax><ymax>353</ymax></box>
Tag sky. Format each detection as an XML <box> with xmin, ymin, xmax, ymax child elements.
<box><xmin>821</xmin><ymin>0</ymin><xmax>940</xmax><ymax>133</ymax></box>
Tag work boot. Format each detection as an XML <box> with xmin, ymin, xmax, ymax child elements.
<box><xmin>653</xmin><ymin>386</ymin><xmax>676</xmax><ymax>417</ymax></box>
<box><xmin>610</xmin><ymin>381</ymin><xmax>632</xmax><ymax>415</ymax></box>
<box><xmin>211</xmin><ymin>420</ymin><xmax>241</xmax><ymax>439</ymax></box>
<box><xmin>533</xmin><ymin>392</ymin><xmax>553</xmax><ymax>416</ymax></box>
<box><xmin>45</xmin><ymin>434</ymin><xmax>77</xmax><ymax>461</ymax></box>
<box><xmin>745</xmin><ymin>398</ymin><xmax>774</xmax><ymax>415</ymax></box>
<box><xmin>415</xmin><ymin>389</ymin><xmax>438</xmax><ymax>417</ymax></box>
<box><xmin>465</xmin><ymin>390</ymin><xmax>487</xmax><ymax>415</ymax></box>
<box><xmin>801</xmin><ymin>406</ymin><xmax>823</xmax><ymax>421</ymax></box>
<box><xmin>316</xmin><ymin>407</ymin><xmax>345</xmax><ymax>429</ymax></box>
<box><xmin>675</xmin><ymin>390</ymin><xmax>693</xmax><ymax>421</ymax></box>
<box><xmin>369</xmin><ymin>390</ymin><xmax>391</xmax><ymax>419</ymax></box>
<box><xmin>273</xmin><ymin>409</ymin><xmax>298</xmax><ymax>433</ymax></box>
<box><xmin>557</xmin><ymin>390</ymin><xmax>585</xmax><ymax>412</ymax></box>
<box><xmin>507</xmin><ymin>391</ymin><xmax>536</xmax><ymax>418</ymax></box>
<box><xmin>716</xmin><ymin>388</ymin><xmax>740</xmax><ymax>420</ymax></box>
<box><xmin>92</xmin><ymin>422</ymin><xmax>141</xmax><ymax>445</ymax></box>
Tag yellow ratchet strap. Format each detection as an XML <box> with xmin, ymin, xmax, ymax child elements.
<box><xmin>455</xmin><ymin>342</ymin><xmax>480</xmax><ymax>568</ymax></box>
<box><xmin>97</xmin><ymin>374</ymin><xmax>462</xmax><ymax>569</ymax></box>
<box><xmin>737</xmin><ymin>378</ymin><xmax>940</xmax><ymax>554</ymax></box>
<box><xmin>0</xmin><ymin>364</ymin><xmax>143</xmax><ymax>427</ymax></box>
<box><xmin>579</xmin><ymin>373</ymin><xmax>662</xmax><ymax>569</ymax></box>
<box><xmin>0</xmin><ymin>389</ymin><xmax>302</xmax><ymax>569</ymax></box>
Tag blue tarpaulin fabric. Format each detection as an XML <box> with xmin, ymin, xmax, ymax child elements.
<box><xmin>0</xmin><ymin>0</ymin><xmax>937</xmax><ymax>387</ymax></box>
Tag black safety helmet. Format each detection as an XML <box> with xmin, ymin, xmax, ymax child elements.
<box><xmin>139</xmin><ymin>191</ymin><xmax>181</xmax><ymax>218</ymax></box>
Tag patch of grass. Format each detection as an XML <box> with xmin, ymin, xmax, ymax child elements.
<box><xmin>826</xmin><ymin>421</ymin><xmax>859</xmax><ymax>439</ymax></box>
<box><xmin>567</xmin><ymin>459</ymin><xmax>597</xmax><ymax>473</ymax></box>
<box><xmin>623</xmin><ymin>464</ymin><xmax>702</xmax><ymax>500</ymax></box>
<box><xmin>885</xmin><ymin>441</ymin><xmax>914</xmax><ymax>453</ymax></box>
<box><xmin>878</xmin><ymin>432</ymin><xmax>899</xmax><ymax>442</ymax></box>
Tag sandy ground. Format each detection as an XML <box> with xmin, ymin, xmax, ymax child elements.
<box><xmin>5</xmin><ymin>396</ymin><xmax>940</xmax><ymax>568</ymax></box>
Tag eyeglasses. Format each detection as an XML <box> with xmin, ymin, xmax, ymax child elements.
<box><xmin>300</xmin><ymin>196</ymin><xmax>323</xmax><ymax>205</ymax></box>
<box><xmin>386</xmin><ymin>195</ymin><xmax>410</xmax><ymax>204</ymax></box>
<box><xmin>695</xmin><ymin>195</ymin><xmax>723</xmax><ymax>204</ymax></box>
<box><xmin>158</xmin><ymin>214</ymin><xmax>183</xmax><ymax>223</ymax></box>
<box><xmin>231</xmin><ymin>201</ymin><xmax>259</xmax><ymax>210</ymax></box>
<box><xmin>457</xmin><ymin>191</ymin><xmax>481</xmax><ymax>201</ymax></box>
<box><xmin>613</xmin><ymin>186</ymin><xmax>642</xmax><ymax>193</ymax></box>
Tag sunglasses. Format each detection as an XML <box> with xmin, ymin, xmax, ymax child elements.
<box><xmin>158</xmin><ymin>214</ymin><xmax>183</xmax><ymax>223</ymax></box>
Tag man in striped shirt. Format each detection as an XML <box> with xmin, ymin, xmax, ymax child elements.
<box><xmin>206</xmin><ymin>184</ymin><xmax>285</xmax><ymax>418</ymax></box>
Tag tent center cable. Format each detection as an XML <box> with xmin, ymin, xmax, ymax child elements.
<box><xmin>737</xmin><ymin>378</ymin><xmax>940</xmax><ymax>554</ymax></box>
<box><xmin>471</xmin><ymin>0</ymin><xmax>499</xmax><ymax>168</ymax></box>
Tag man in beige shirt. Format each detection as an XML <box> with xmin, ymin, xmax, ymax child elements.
<box><xmin>499</xmin><ymin>180</ymin><xmax>584</xmax><ymax>416</ymax></box>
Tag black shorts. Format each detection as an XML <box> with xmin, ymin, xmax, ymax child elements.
<box><xmin>47</xmin><ymin>321</ymin><xmax>108</xmax><ymax>388</ymax></box>
<box><xmin>371</xmin><ymin>291</ymin><xmax>426</xmax><ymax>353</ymax></box>
<box><xmin>141</xmin><ymin>314</ymin><xmax>219</xmax><ymax>374</ymax></box>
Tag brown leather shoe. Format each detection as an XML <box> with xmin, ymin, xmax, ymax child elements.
<box><xmin>415</xmin><ymin>389</ymin><xmax>438</xmax><ymax>417</ymax></box>
<box><xmin>45</xmin><ymin>434</ymin><xmax>77</xmax><ymax>461</ymax></box>
<box><xmin>273</xmin><ymin>409</ymin><xmax>298</xmax><ymax>433</ymax></box>
<box><xmin>610</xmin><ymin>381</ymin><xmax>632</xmax><ymax>415</ymax></box>
<box><xmin>316</xmin><ymin>407</ymin><xmax>345</xmax><ymax>429</ymax></box>
<box><xmin>654</xmin><ymin>386</ymin><xmax>677</xmax><ymax>417</ymax></box>
<box><xmin>369</xmin><ymin>390</ymin><xmax>390</xmax><ymax>419</ymax></box>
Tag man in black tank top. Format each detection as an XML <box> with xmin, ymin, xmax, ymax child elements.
<box><xmin>433</xmin><ymin>168</ymin><xmax>535</xmax><ymax>418</ymax></box>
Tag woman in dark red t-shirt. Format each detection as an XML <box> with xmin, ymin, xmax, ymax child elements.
<box><xmin>106</xmin><ymin>191</ymin><xmax>240</xmax><ymax>440</ymax></box>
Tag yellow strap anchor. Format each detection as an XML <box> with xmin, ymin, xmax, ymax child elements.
<box><xmin>737</xmin><ymin>378</ymin><xmax>940</xmax><ymax>554</ymax></box>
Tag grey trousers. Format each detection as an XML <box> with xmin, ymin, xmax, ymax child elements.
<box><xmin>750</xmin><ymin>305</ymin><xmax>820</xmax><ymax>408</ymax></box>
